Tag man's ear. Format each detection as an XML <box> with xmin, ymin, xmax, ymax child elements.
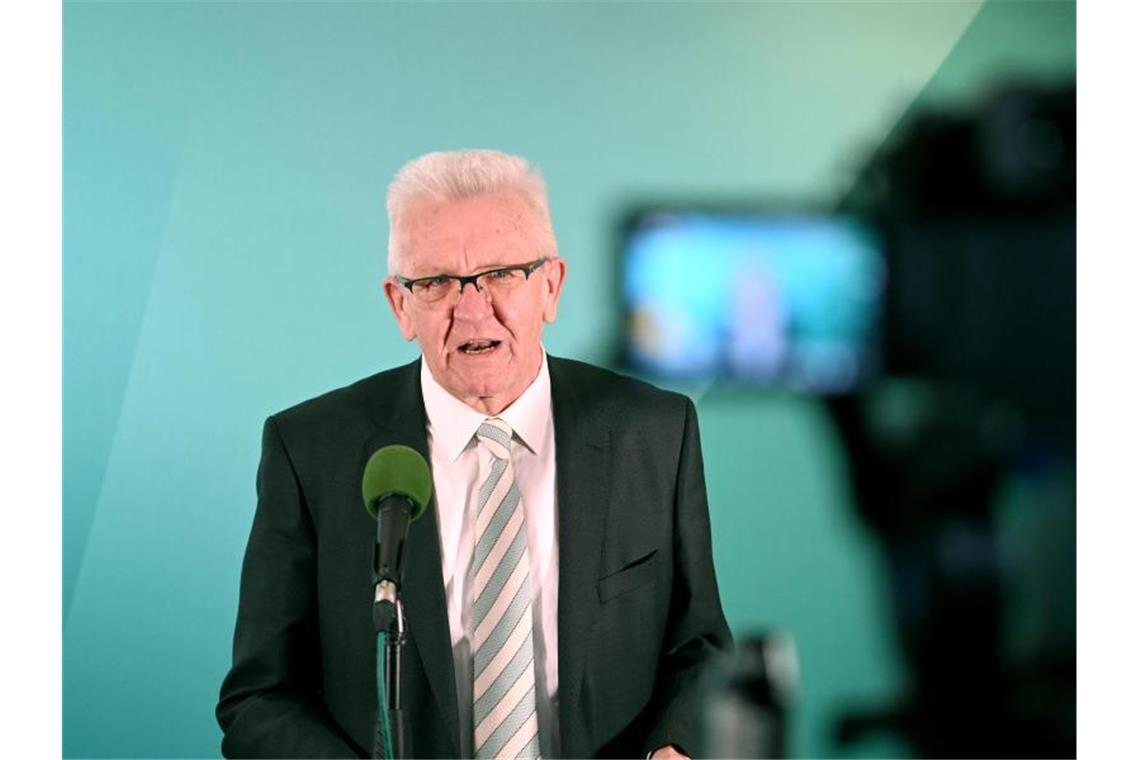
<box><xmin>541</xmin><ymin>256</ymin><xmax>567</xmax><ymax>324</ymax></box>
<box><xmin>383</xmin><ymin>277</ymin><xmax>417</xmax><ymax>341</ymax></box>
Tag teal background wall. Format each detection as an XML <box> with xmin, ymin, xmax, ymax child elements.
<box><xmin>63</xmin><ymin>2</ymin><xmax>1075</xmax><ymax>757</ymax></box>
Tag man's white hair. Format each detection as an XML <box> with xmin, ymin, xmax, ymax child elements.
<box><xmin>386</xmin><ymin>149</ymin><xmax>556</xmax><ymax>273</ymax></box>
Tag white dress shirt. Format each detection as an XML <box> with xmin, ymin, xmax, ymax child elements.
<box><xmin>420</xmin><ymin>352</ymin><xmax>560</xmax><ymax>758</ymax></box>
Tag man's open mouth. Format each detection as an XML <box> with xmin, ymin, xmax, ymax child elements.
<box><xmin>458</xmin><ymin>340</ymin><xmax>502</xmax><ymax>355</ymax></box>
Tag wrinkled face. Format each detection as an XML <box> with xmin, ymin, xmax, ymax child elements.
<box><xmin>383</xmin><ymin>188</ymin><xmax>566</xmax><ymax>414</ymax></box>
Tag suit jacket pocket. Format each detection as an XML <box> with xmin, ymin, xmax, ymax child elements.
<box><xmin>596</xmin><ymin>550</ymin><xmax>658</xmax><ymax>603</ymax></box>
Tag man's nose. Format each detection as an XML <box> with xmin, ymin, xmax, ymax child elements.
<box><xmin>452</xmin><ymin>279</ymin><xmax>493</xmax><ymax>320</ymax></box>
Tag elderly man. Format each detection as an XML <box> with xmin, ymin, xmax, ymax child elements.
<box><xmin>217</xmin><ymin>150</ymin><xmax>732</xmax><ymax>759</ymax></box>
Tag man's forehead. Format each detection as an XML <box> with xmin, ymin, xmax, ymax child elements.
<box><xmin>397</xmin><ymin>190</ymin><xmax>547</xmax><ymax>268</ymax></box>
<box><xmin>402</xmin><ymin>189</ymin><xmax>537</xmax><ymax>228</ymax></box>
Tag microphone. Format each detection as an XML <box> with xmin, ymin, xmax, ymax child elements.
<box><xmin>362</xmin><ymin>445</ymin><xmax>432</xmax><ymax>629</ymax></box>
<box><xmin>362</xmin><ymin>446</ymin><xmax>431</xmax><ymax>760</ymax></box>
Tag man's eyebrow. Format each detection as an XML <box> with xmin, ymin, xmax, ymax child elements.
<box><xmin>415</xmin><ymin>262</ymin><xmax>522</xmax><ymax>278</ymax></box>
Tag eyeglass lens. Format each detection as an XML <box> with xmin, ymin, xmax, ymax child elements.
<box><xmin>411</xmin><ymin>267</ymin><xmax>529</xmax><ymax>303</ymax></box>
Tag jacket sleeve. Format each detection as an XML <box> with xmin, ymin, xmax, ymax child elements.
<box><xmin>641</xmin><ymin>397</ymin><xmax>734</xmax><ymax>758</ymax></box>
<box><xmin>216</xmin><ymin>416</ymin><xmax>365</xmax><ymax>759</ymax></box>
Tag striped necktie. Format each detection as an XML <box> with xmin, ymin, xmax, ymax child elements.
<box><xmin>470</xmin><ymin>418</ymin><xmax>541</xmax><ymax>759</ymax></box>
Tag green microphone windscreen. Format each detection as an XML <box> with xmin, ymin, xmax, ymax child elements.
<box><xmin>361</xmin><ymin>445</ymin><xmax>432</xmax><ymax>520</ymax></box>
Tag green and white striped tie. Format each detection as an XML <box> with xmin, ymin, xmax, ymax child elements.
<box><xmin>470</xmin><ymin>418</ymin><xmax>541</xmax><ymax>760</ymax></box>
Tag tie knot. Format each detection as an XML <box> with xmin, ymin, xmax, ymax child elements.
<box><xmin>476</xmin><ymin>417</ymin><xmax>513</xmax><ymax>459</ymax></box>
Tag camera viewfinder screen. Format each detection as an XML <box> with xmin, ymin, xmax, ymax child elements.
<box><xmin>621</xmin><ymin>210</ymin><xmax>884</xmax><ymax>393</ymax></box>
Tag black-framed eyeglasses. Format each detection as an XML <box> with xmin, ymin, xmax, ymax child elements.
<box><xmin>397</xmin><ymin>257</ymin><xmax>549</xmax><ymax>306</ymax></box>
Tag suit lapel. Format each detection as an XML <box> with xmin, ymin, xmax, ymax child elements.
<box><xmin>550</xmin><ymin>358</ymin><xmax>612</xmax><ymax>758</ymax></box>
<box><xmin>359</xmin><ymin>359</ymin><xmax>460</xmax><ymax>757</ymax></box>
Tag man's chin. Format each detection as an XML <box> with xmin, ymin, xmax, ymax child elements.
<box><xmin>439</xmin><ymin>352</ymin><xmax>538</xmax><ymax>412</ymax></box>
<box><xmin>447</xmin><ymin>372</ymin><xmax>510</xmax><ymax>406</ymax></box>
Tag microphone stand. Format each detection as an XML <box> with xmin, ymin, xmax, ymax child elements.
<box><xmin>373</xmin><ymin>584</ymin><xmax>410</xmax><ymax>758</ymax></box>
<box><xmin>387</xmin><ymin>591</ymin><xmax>408</xmax><ymax>759</ymax></box>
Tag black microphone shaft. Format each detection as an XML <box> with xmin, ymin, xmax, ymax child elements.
<box><xmin>372</xmin><ymin>494</ymin><xmax>416</xmax><ymax>588</ymax></box>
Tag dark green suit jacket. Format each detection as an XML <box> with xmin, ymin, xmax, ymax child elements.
<box><xmin>217</xmin><ymin>356</ymin><xmax>732</xmax><ymax>758</ymax></box>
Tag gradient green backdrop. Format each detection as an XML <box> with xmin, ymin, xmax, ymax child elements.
<box><xmin>64</xmin><ymin>2</ymin><xmax>1075</xmax><ymax>757</ymax></box>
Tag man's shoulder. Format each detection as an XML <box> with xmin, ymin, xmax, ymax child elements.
<box><xmin>270</xmin><ymin>359</ymin><xmax>419</xmax><ymax>431</ymax></box>
<box><xmin>548</xmin><ymin>356</ymin><xmax>693</xmax><ymax>417</ymax></box>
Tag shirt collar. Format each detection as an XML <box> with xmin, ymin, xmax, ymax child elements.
<box><xmin>420</xmin><ymin>349</ymin><xmax>552</xmax><ymax>461</ymax></box>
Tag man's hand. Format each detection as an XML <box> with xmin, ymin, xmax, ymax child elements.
<box><xmin>649</xmin><ymin>745</ymin><xmax>690</xmax><ymax>760</ymax></box>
